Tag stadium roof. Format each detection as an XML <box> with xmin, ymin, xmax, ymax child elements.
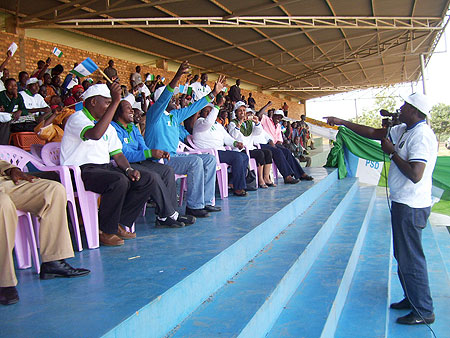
<box><xmin>2</xmin><ymin>0</ymin><xmax>450</xmax><ymax>100</ymax></box>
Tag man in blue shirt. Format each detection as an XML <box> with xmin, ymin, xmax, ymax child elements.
<box><xmin>112</xmin><ymin>99</ymin><xmax>195</xmax><ymax>228</ymax></box>
<box><xmin>144</xmin><ymin>61</ymin><xmax>226</xmax><ymax>218</ymax></box>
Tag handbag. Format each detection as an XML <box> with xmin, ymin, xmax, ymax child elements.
<box><xmin>245</xmin><ymin>168</ymin><xmax>257</xmax><ymax>191</ymax></box>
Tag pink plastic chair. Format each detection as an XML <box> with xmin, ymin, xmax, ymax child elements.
<box><xmin>157</xmin><ymin>158</ymin><xmax>188</xmax><ymax>207</ymax></box>
<box><xmin>40</xmin><ymin>142</ymin><xmax>100</xmax><ymax>249</ymax></box>
<box><xmin>30</xmin><ymin>143</ymin><xmax>44</xmax><ymax>161</ymax></box>
<box><xmin>0</xmin><ymin>145</ymin><xmax>83</xmax><ymax>252</ymax></box>
<box><xmin>184</xmin><ymin>136</ymin><xmax>229</xmax><ymax>199</ymax></box>
<box><xmin>15</xmin><ymin>210</ymin><xmax>40</xmax><ymax>274</ymax></box>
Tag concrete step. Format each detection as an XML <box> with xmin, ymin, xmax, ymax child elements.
<box><xmin>102</xmin><ymin>169</ymin><xmax>338</xmax><ymax>338</ymax></box>
<box><xmin>170</xmin><ymin>178</ymin><xmax>359</xmax><ymax>338</ymax></box>
<box><xmin>267</xmin><ymin>186</ymin><xmax>376</xmax><ymax>338</ymax></box>
<box><xmin>335</xmin><ymin>197</ymin><xmax>393</xmax><ymax>338</ymax></box>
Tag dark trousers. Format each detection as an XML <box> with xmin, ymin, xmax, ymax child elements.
<box><xmin>249</xmin><ymin>148</ymin><xmax>272</xmax><ymax>166</ymax></box>
<box><xmin>132</xmin><ymin>160</ymin><xmax>177</xmax><ymax>217</ymax></box>
<box><xmin>391</xmin><ymin>201</ymin><xmax>434</xmax><ymax>316</ymax></box>
<box><xmin>80</xmin><ymin>163</ymin><xmax>153</xmax><ymax>234</ymax></box>
<box><xmin>218</xmin><ymin>150</ymin><xmax>248</xmax><ymax>190</ymax></box>
<box><xmin>260</xmin><ymin>143</ymin><xmax>305</xmax><ymax>179</ymax></box>
<box><xmin>0</xmin><ymin>121</ymin><xmax>11</xmax><ymax>145</ymax></box>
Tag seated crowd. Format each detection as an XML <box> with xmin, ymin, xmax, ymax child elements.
<box><xmin>0</xmin><ymin>48</ymin><xmax>315</xmax><ymax>306</ymax></box>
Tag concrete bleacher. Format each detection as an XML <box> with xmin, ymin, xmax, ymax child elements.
<box><xmin>1</xmin><ymin>167</ymin><xmax>449</xmax><ymax>338</ymax></box>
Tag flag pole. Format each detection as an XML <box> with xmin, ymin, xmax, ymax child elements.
<box><xmin>97</xmin><ymin>68</ymin><xmax>113</xmax><ymax>84</ymax></box>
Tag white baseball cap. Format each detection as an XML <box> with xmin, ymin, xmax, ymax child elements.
<box><xmin>401</xmin><ymin>92</ymin><xmax>432</xmax><ymax>117</ymax></box>
<box><xmin>122</xmin><ymin>93</ymin><xmax>136</xmax><ymax>106</ymax></box>
<box><xmin>234</xmin><ymin>101</ymin><xmax>247</xmax><ymax>111</ymax></box>
<box><xmin>81</xmin><ymin>84</ymin><xmax>111</xmax><ymax>100</ymax></box>
<box><xmin>274</xmin><ymin>109</ymin><xmax>285</xmax><ymax>116</ymax></box>
<box><xmin>26</xmin><ymin>77</ymin><xmax>39</xmax><ymax>86</ymax></box>
<box><xmin>153</xmin><ymin>86</ymin><xmax>165</xmax><ymax>102</ymax></box>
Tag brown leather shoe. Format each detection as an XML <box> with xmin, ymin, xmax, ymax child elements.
<box><xmin>99</xmin><ymin>231</ymin><xmax>124</xmax><ymax>246</ymax></box>
<box><xmin>117</xmin><ymin>225</ymin><xmax>136</xmax><ymax>240</ymax></box>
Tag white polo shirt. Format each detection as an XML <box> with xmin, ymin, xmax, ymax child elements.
<box><xmin>190</xmin><ymin>82</ymin><xmax>211</xmax><ymax>102</ymax></box>
<box><xmin>19</xmin><ymin>90</ymin><xmax>49</xmax><ymax>112</ymax></box>
<box><xmin>61</xmin><ymin>107</ymin><xmax>122</xmax><ymax>166</ymax></box>
<box><xmin>388</xmin><ymin>121</ymin><xmax>437</xmax><ymax>208</ymax></box>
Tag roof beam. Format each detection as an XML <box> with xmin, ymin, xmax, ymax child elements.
<box><xmin>24</xmin><ymin>16</ymin><xmax>444</xmax><ymax>30</ymax></box>
<box><xmin>261</xmin><ymin>30</ymin><xmax>430</xmax><ymax>89</ymax></box>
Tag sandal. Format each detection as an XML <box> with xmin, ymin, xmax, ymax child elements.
<box><xmin>259</xmin><ymin>184</ymin><xmax>268</xmax><ymax>189</ymax></box>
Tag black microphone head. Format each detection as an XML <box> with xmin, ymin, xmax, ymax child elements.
<box><xmin>380</xmin><ymin>109</ymin><xmax>391</xmax><ymax>117</ymax></box>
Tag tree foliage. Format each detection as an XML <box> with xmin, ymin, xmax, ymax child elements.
<box><xmin>430</xmin><ymin>103</ymin><xmax>450</xmax><ymax>141</ymax></box>
<box><xmin>350</xmin><ymin>93</ymin><xmax>399</xmax><ymax>128</ymax></box>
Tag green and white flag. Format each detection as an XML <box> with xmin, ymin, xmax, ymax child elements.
<box><xmin>70</xmin><ymin>58</ymin><xmax>99</xmax><ymax>78</ymax></box>
<box><xmin>52</xmin><ymin>47</ymin><xmax>63</xmax><ymax>58</ymax></box>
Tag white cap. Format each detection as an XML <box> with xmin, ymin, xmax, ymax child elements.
<box><xmin>154</xmin><ymin>86</ymin><xmax>165</xmax><ymax>102</ymax></box>
<box><xmin>132</xmin><ymin>101</ymin><xmax>143</xmax><ymax>112</ymax></box>
<box><xmin>246</xmin><ymin>107</ymin><xmax>255</xmax><ymax>114</ymax></box>
<box><xmin>122</xmin><ymin>93</ymin><xmax>135</xmax><ymax>106</ymax></box>
<box><xmin>81</xmin><ymin>84</ymin><xmax>111</xmax><ymax>100</ymax></box>
<box><xmin>26</xmin><ymin>77</ymin><xmax>39</xmax><ymax>86</ymax></box>
<box><xmin>234</xmin><ymin>101</ymin><xmax>247</xmax><ymax>111</ymax></box>
<box><xmin>400</xmin><ymin>92</ymin><xmax>432</xmax><ymax>117</ymax></box>
<box><xmin>274</xmin><ymin>109</ymin><xmax>285</xmax><ymax>116</ymax></box>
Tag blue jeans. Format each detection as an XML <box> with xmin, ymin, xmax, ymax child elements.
<box><xmin>391</xmin><ymin>201</ymin><xmax>433</xmax><ymax>316</ymax></box>
<box><xmin>218</xmin><ymin>150</ymin><xmax>249</xmax><ymax>191</ymax></box>
<box><xmin>166</xmin><ymin>153</ymin><xmax>216</xmax><ymax>209</ymax></box>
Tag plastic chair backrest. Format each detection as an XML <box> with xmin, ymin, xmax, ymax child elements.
<box><xmin>0</xmin><ymin>145</ymin><xmax>43</xmax><ymax>171</ymax></box>
<box><xmin>41</xmin><ymin>142</ymin><xmax>61</xmax><ymax>166</ymax></box>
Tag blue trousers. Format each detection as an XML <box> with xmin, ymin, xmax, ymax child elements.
<box><xmin>260</xmin><ymin>143</ymin><xmax>305</xmax><ymax>179</ymax></box>
<box><xmin>391</xmin><ymin>201</ymin><xmax>433</xmax><ymax>316</ymax></box>
<box><xmin>218</xmin><ymin>150</ymin><xmax>248</xmax><ymax>191</ymax></box>
<box><xmin>166</xmin><ymin>153</ymin><xmax>216</xmax><ymax>209</ymax></box>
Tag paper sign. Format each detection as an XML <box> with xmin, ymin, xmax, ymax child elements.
<box><xmin>8</xmin><ymin>42</ymin><xmax>18</xmax><ymax>56</ymax></box>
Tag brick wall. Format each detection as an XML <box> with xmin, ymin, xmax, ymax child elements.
<box><xmin>0</xmin><ymin>31</ymin><xmax>305</xmax><ymax>119</ymax></box>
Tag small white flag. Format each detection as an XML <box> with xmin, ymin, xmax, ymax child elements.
<box><xmin>52</xmin><ymin>47</ymin><xmax>63</xmax><ymax>58</ymax></box>
<box><xmin>8</xmin><ymin>42</ymin><xmax>18</xmax><ymax>56</ymax></box>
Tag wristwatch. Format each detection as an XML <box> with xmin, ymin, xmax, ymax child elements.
<box><xmin>389</xmin><ymin>151</ymin><xmax>396</xmax><ymax>160</ymax></box>
<box><xmin>125</xmin><ymin>167</ymin><xmax>133</xmax><ymax>176</ymax></box>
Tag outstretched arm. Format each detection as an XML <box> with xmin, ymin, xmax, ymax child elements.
<box><xmin>324</xmin><ymin>116</ymin><xmax>387</xmax><ymax>140</ymax></box>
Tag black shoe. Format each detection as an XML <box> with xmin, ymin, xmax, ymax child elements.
<box><xmin>40</xmin><ymin>259</ymin><xmax>90</xmax><ymax>280</ymax></box>
<box><xmin>155</xmin><ymin>217</ymin><xmax>185</xmax><ymax>228</ymax></box>
<box><xmin>0</xmin><ymin>287</ymin><xmax>19</xmax><ymax>305</ymax></box>
<box><xmin>284</xmin><ymin>178</ymin><xmax>300</xmax><ymax>184</ymax></box>
<box><xmin>390</xmin><ymin>298</ymin><xmax>412</xmax><ymax>310</ymax></box>
<box><xmin>204</xmin><ymin>205</ymin><xmax>221</xmax><ymax>212</ymax></box>
<box><xmin>177</xmin><ymin>214</ymin><xmax>196</xmax><ymax>225</ymax></box>
<box><xmin>396</xmin><ymin>311</ymin><xmax>435</xmax><ymax>325</ymax></box>
<box><xmin>300</xmin><ymin>174</ymin><xmax>314</xmax><ymax>181</ymax></box>
<box><xmin>186</xmin><ymin>207</ymin><xmax>210</xmax><ymax>218</ymax></box>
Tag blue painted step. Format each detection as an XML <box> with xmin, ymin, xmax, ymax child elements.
<box><xmin>102</xmin><ymin>169</ymin><xmax>338</xmax><ymax>338</ymax></box>
<box><xmin>335</xmin><ymin>197</ymin><xmax>393</xmax><ymax>338</ymax></box>
<box><xmin>267</xmin><ymin>186</ymin><xmax>376</xmax><ymax>338</ymax></box>
<box><xmin>170</xmin><ymin>178</ymin><xmax>359</xmax><ymax>338</ymax></box>
<box><xmin>388</xmin><ymin>224</ymin><xmax>450</xmax><ymax>338</ymax></box>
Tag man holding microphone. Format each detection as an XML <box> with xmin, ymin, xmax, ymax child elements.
<box><xmin>325</xmin><ymin>92</ymin><xmax>437</xmax><ymax>325</ymax></box>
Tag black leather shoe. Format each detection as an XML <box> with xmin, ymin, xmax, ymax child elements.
<box><xmin>0</xmin><ymin>287</ymin><xmax>19</xmax><ymax>305</ymax></box>
<box><xmin>284</xmin><ymin>178</ymin><xmax>300</xmax><ymax>184</ymax></box>
<box><xmin>390</xmin><ymin>298</ymin><xmax>412</xmax><ymax>310</ymax></box>
<box><xmin>186</xmin><ymin>207</ymin><xmax>210</xmax><ymax>218</ymax></box>
<box><xmin>155</xmin><ymin>217</ymin><xmax>185</xmax><ymax>228</ymax></box>
<box><xmin>176</xmin><ymin>214</ymin><xmax>196</xmax><ymax>225</ymax></box>
<box><xmin>300</xmin><ymin>174</ymin><xmax>314</xmax><ymax>181</ymax></box>
<box><xmin>396</xmin><ymin>311</ymin><xmax>435</xmax><ymax>325</ymax></box>
<box><xmin>204</xmin><ymin>205</ymin><xmax>221</xmax><ymax>212</ymax></box>
<box><xmin>40</xmin><ymin>260</ymin><xmax>90</xmax><ymax>280</ymax></box>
